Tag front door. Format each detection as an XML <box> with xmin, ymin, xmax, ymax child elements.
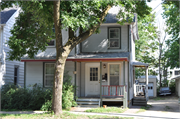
<box><xmin>85</xmin><ymin>63</ymin><xmax>100</xmax><ymax>97</ymax></box>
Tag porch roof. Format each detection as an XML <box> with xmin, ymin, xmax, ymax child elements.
<box><xmin>131</xmin><ymin>60</ymin><xmax>149</xmax><ymax>67</ymax></box>
<box><xmin>21</xmin><ymin>51</ymin><xmax>130</xmax><ymax>62</ymax></box>
<box><xmin>171</xmin><ymin>75</ymin><xmax>180</xmax><ymax>80</ymax></box>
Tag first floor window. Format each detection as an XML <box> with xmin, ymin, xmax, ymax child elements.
<box><xmin>44</xmin><ymin>63</ymin><xmax>55</xmax><ymax>87</ymax></box>
<box><xmin>14</xmin><ymin>66</ymin><xmax>19</xmax><ymax>85</ymax></box>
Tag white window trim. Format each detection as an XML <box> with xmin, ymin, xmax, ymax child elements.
<box><xmin>44</xmin><ymin>63</ymin><xmax>55</xmax><ymax>87</ymax></box>
<box><xmin>108</xmin><ymin>28</ymin><xmax>121</xmax><ymax>49</ymax></box>
<box><xmin>14</xmin><ymin>65</ymin><xmax>19</xmax><ymax>85</ymax></box>
<box><xmin>107</xmin><ymin>63</ymin><xmax>122</xmax><ymax>86</ymax></box>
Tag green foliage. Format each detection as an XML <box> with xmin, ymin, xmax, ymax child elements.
<box><xmin>162</xmin><ymin>1</ymin><xmax>180</xmax><ymax>68</ymax></box>
<box><xmin>1</xmin><ymin>72</ymin><xmax>76</xmax><ymax>111</ymax></box>
<box><xmin>85</xmin><ymin>107</ymin><xmax>127</xmax><ymax>113</ymax></box>
<box><xmin>0</xmin><ymin>0</ymin><xmax>151</xmax><ymax>61</ymax></box>
<box><xmin>1</xmin><ymin>84</ymin><xmax>52</xmax><ymax>110</ymax></box>
<box><xmin>135</xmin><ymin>11</ymin><xmax>158</xmax><ymax>77</ymax></box>
<box><xmin>169</xmin><ymin>79</ymin><xmax>175</xmax><ymax>93</ymax></box>
<box><xmin>162</xmin><ymin>79</ymin><xmax>169</xmax><ymax>87</ymax></box>
<box><xmin>0</xmin><ymin>112</ymin><xmax>133</xmax><ymax>119</ymax></box>
<box><xmin>41</xmin><ymin>71</ymin><xmax>77</xmax><ymax>111</ymax></box>
<box><xmin>62</xmin><ymin>71</ymin><xmax>77</xmax><ymax>110</ymax></box>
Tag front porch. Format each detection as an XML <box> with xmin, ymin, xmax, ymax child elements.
<box><xmin>72</xmin><ymin>57</ymin><xmax>128</xmax><ymax>108</ymax></box>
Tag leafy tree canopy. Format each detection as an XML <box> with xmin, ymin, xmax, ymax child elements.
<box><xmin>1</xmin><ymin>0</ymin><xmax>151</xmax><ymax>61</ymax></box>
<box><xmin>162</xmin><ymin>1</ymin><xmax>179</xmax><ymax>68</ymax></box>
<box><xmin>135</xmin><ymin>12</ymin><xmax>158</xmax><ymax>77</ymax></box>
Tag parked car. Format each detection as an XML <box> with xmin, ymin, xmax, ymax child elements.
<box><xmin>159</xmin><ymin>87</ymin><xmax>171</xmax><ymax>96</ymax></box>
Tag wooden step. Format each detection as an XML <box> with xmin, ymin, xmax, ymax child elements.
<box><xmin>133</xmin><ymin>100</ymin><xmax>147</xmax><ymax>103</ymax></box>
<box><xmin>76</xmin><ymin>99</ymin><xmax>100</xmax><ymax>102</ymax></box>
<box><xmin>76</xmin><ymin>98</ymin><xmax>100</xmax><ymax>108</ymax></box>
<box><xmin>76</xmin><ymin>105</ymin><xmax>99</xmax><ymax>108</ymax></box>
<box><xmin>77</xmin><ymin>102</ymin><xmax>99</xmax><ymax>105</ymax></box>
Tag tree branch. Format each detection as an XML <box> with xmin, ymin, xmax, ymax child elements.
<box><xmin>65</xmin><ymin>5</ymin><xmax>112</xmax><ymax>49</ymax></box>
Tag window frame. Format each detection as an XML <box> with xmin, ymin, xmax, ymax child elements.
<box><xmin>47</xmin><ymin>39</ymin><xmax>56</xmax><ymax>47</ymax></box>
<box><xmin>44</xmin><ymin>63</ymin><xmax>55</xmax><ymax>87</ymax></box>
<box><xmin>174</xmin><ymin>70</ymin><xmax>179</xmax><ymax>75</ymax></box>
<box><xmin>47</xmin><ymin>26</ymin><xmax>56</xmax><ymax>47</ymax></box>
<box><xmin>108</xmin><ymin>27</ymin><xmax>121</xmax><ymax>49</ymax></box>
<box><xmin>14</xmin><ymin>65</ymin><xmax>19</xmax><ymax>85</ymax></box>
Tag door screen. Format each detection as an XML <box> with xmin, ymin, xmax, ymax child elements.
<box><xmin>110</xmin><ymin>64</ymin><xmax>119</xmax><ymax>85</ymax></box>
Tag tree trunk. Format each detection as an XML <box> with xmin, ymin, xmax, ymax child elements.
<box><xmin>51</xmin><ymin>1</ymin><xmax>112</xmax><ymax>115</ymax></box>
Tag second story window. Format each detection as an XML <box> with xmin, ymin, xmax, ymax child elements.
<box><xmin>47</xmin><ymin>40</ymin><xmax>55</xmax><ymax>47</ymax></box>
<box><xmin>174</xmin><ymin>70</ymin><xmax>179</xmax><ymax>75</ymax></box>
<box><xmin>47</xmin><ymin>26</ymin><xmax>55</xmax><ymax>47</ymax></box>
<box><xmin>108</xmin><ymin>28</ymin><xmax>120</xmax><ymax>48</ymax></box>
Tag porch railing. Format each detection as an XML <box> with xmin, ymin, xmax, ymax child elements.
<box><xmin>102</xmin><ymin>85</ymin><xmax>126</xmax><ymax>97</ymax></box>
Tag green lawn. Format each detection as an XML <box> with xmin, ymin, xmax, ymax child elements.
<box><xmin>0</xmin><ymin>112</ymin><xmax>133</xmax><ymax>119</ymax></box>
<box><xmin>85</xmin><ymin>107</ymin><xmax>127</xmax><ymax>113</ymax></box>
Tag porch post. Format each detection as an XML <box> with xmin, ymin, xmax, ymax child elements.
<box><xmin>133</xmin><ymin>66</ymin><xmax>136</xmax><ymax>97</ymax></box>
<box><xmin>145</xmin><ymin>66</ymin><xmax>149</xmax><ymax>101</ymax></box>
<box><xmin>100</xmin><ymin>61</ymin><xmax>102</xmax><ymax>107</ymax></box>
<box><xmin>123</xmin><ymin>61</ymin><xmax>127</xmax><ymax>108</ymax></box>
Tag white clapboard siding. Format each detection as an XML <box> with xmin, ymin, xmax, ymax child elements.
<box><xmin>82</xmin><ymin>25</ymin><xmax>128</xmax><ymax>52</ymax></box>
<box><xmin>1</xmin><ymin>8</ymin><xmax>24</xmax><ymax>87</ymax></box>
<box><xmin>26</xmin><ymin>61</ymin><xmax>74</xmax><ymax>88</ymax></box>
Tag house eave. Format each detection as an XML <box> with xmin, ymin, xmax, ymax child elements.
<box><xmin>21</xmin><ymin>58</ymin><xmax>129</xmax><ymax>62</ymax></box>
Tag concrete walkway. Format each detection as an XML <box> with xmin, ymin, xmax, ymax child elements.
<box><xmin>1</xmin><ymin>110</ymin><xmax>179</xmax><ymax>119</ymax></box>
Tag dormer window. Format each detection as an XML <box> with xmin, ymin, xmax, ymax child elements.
<box><xmin>108</xmin><ymin>28</ymin><xmax>121</xmax><ymax>48</ymax></box>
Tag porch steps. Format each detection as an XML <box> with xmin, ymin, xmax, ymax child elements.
<box><xmin>132</xmin><ymin>98</ymin><xmax>147</xmax><ymax>106</ymax></box>
<box><xmin>76</xmin><ymin>99</ymin><xmax>100</xmax><ymax>108</ymax></box>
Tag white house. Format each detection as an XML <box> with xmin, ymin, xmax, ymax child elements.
<box><xmin>21</xmin><ymin>6</ymin><xmax>149</xmax><ymax>107</ymax></box>
<box><xmin>0</xmin><ymin>7</ymin><xmax>24</xmax><ymax>87</ymax></box>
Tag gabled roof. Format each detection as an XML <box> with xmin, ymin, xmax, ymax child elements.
<box><xmin>0</xmin><ymin>7</ymin><xmax>18</xmax><ymax>24</ymax></box>
<box><xmin>104</xmin><ymin>6</ymin><xmax>136</xmax><ymax>23</ymax></box>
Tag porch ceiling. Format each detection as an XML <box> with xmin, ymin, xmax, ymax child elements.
<box><xmin>131</xmin><ymin>60</ymin><xmax>149</xmax><ymax>67</ymax></box>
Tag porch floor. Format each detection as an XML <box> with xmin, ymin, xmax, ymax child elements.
<box><xmin>78</xmin><ymin>97</ymin><xmax>123</xmax><ymax>101</ymax></box>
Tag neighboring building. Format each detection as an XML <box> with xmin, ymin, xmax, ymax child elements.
<box><xmin>0</xmin><ymin>7</ymin><xmax>24</xmax><ymax>87</ymax></box>
<box><xmin>137</xmin><ymin>75</ymin><xmax>157</xmax><ymax>97</ymax></box>
<box><xmin>21</xmin><ymin>6</ymin><xmax>149</xmax><ymax>107</ymax></box>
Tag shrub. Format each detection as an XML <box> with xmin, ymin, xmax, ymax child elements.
<box><xmin>1</xmin><ymin>84</ymin><xmax>52</xmax><ymax>110</ymax></box>
<box><xmin>41</xmin><ymin>71</ymin><xmax>77</xmax><ymax>111</ymax></box>
<box><xmin>169</xmin><ymin>80</ymin><xmax>175</xmax><ymax>93</ymax></box>
<box><xmin>1</xmin><ymin>71</ymin><xmax>77</xmax><ymax>111</ymax></box>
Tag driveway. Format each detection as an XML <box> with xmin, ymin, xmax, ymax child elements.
<box><xmin>147</xmin><ymin>95</ymin><xmax>179</xmax><ymax>112</ymax></box>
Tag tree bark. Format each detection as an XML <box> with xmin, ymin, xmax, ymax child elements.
<box><xmin>52</xmin><ymin>0</ymin><xmax>65</xmax><ymax>115</ymax></box>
